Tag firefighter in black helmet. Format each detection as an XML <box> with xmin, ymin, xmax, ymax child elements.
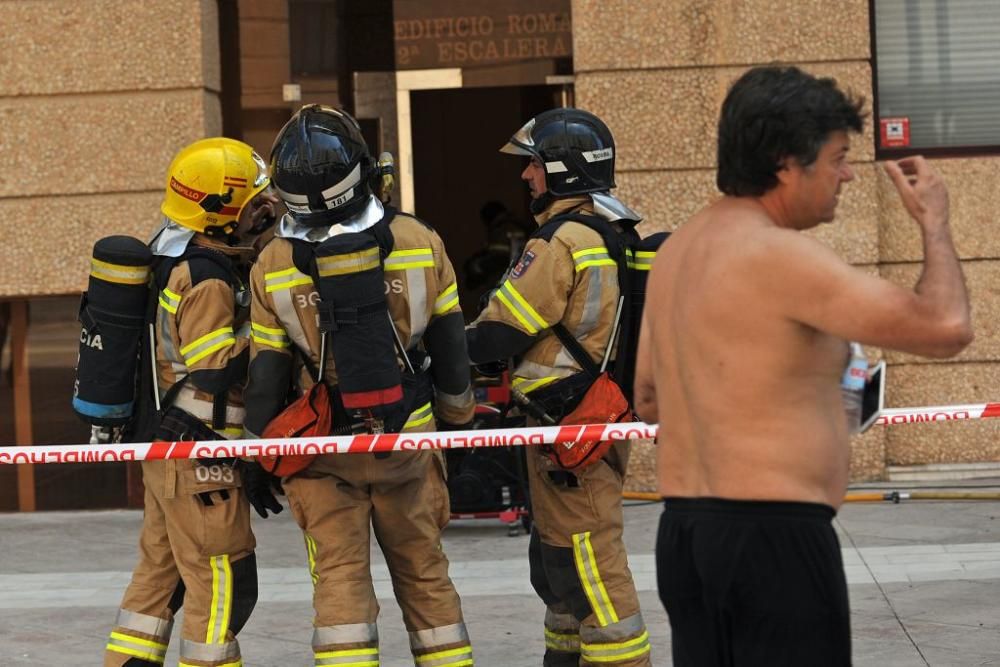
<box><xmin>243</xmin><ymin>105</ymin><xmax>476</xmax><ymax>666</ymax></box>
<box><xmin>467</xmin><ymin>108</ymin><xmax>653</xmax><ymax>666</ymax></box>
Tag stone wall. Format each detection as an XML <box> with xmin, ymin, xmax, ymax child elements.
<box><xmin>570</xmin><ymin>0</ymin><xmax>1000</xmax><ymax>483</ymax></box>
<box><xmin>0</xmin><ymin>0</ymin><xmax>223</xmax><ymax>297</ymax></box>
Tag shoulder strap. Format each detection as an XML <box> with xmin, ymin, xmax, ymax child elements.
<box><xmin>384</xmin><ymin>203</ymin><xmax>434</xmax><ymax>231</ymax></box>
<box><xmin>369</xmin><ymin>205</ymin><xmax>396</xmax><ymax>258</ymax></box>
<box><xmin>184</xmin><ymin>247</ymin><xmax>239</xmax><ymax>286</ymax></box>
<box><xmin>153</xmin><ymin>246</ymin><xmax>238</xmax><ymax>291</ymax></box>
<box><xmin>552</xmin><ymin>323</ymin><xmax>600</xmax><ymax>379</ymax></box>
<box><xmin>539</xmin><ymin>213</ymin><xmax>633</xmax><ymax>384</ymax></box>
<box><xmin>534</xmin><ymin>213</ymin><xmax>625</xmax><ymax>258</ymax></box>
<box><xmin>150</xmin><ymin>248</ymin><xmax>238</xmax><ymax>430</ymax></box>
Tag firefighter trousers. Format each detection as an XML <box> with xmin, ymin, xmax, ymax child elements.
<box><xmin>527</xmin><ymin>441</ymin><xmax>652</xmax><ymax>667</ymax></box>
<box><xmin>104</xmin><ymin>458</ymin><xmax>257</xmax><ymax>667</ymax></box>
<box><xmin>283</xmin><ymin>448</ymin><xmax>474</xmax><ymax>667</ymax></box>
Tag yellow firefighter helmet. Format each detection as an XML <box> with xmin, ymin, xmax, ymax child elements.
<box><xmin>160</xmin><ymin>138</ymin><xmax>269</xmax><ymax>236</ymax></box>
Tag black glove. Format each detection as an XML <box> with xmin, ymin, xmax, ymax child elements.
<box><xmin>241</xmin><ymin>461</ymin><xmax>284</xmax><ymax>518</ymax></box>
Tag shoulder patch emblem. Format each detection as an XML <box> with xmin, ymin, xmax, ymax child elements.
<box><xmin>510</xmin><ymin>250</ymin><xmax>537</xmax><ymax>279</ymax></box>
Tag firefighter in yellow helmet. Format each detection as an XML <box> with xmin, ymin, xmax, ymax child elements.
<box><xmin>467</xmin><ymin>109</ymin><xmax>652</xmax><ymax>666</ymax></box>
<box><xmin>243</xmin><ymin>105</ymin><xmax>476</xmax><ymax>666</ymax></box>
<box><xmin>104</xmin><ymin>138</ymin><xmax>280</xmax><ymax>667</ymax></box>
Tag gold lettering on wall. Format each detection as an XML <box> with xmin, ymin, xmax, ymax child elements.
<box><xmin>393</xmin><ymin>7</ymin><xmax>572</xmax><ymax>69</ymax></box>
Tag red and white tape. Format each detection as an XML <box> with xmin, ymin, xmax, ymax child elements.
<box><xmin>0</xmin><ymin>423</ymin><xmax>658</xmax><ymax>466</ymax></box>
<box><xmin>875</xmin><ymin>402</ymin><xmax>1000</xmax><ymax>425</ymax></box>
<box><xmin>1</xmin><ymin>402</ymin><xmax>998</xmax><ymax>465</ymax></box>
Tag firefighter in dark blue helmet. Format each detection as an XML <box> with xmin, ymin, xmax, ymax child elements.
<box><xmin>467</xmin><ymin>108</ymin><xmax>653</xmax><ymax>667</ymax></box>
<box><xmin>243</xmin><ymin>104</ymin><xmax>476</xmax><ymax>666</ymax></box>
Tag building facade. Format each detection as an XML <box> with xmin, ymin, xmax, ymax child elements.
<box><xmin>1</xmin><ymin>0</ymin><xmax>998</xmax><ymax>510</ymax></box>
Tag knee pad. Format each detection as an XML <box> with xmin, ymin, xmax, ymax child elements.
<box><xmin>228</xmin><ymin>552</ymin><xmax>259</xmax><ymax>634</ymax></box>
<box><xmin>529</xmin><ymin>529</ymin><xmax>561</xmax><ymax>606</ymax></box>
<box><xmin>537</xmin><ymin>539</ymin><xmax>592</xmax><ymax>622</ymax></box>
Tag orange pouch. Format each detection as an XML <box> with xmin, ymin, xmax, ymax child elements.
<box><xmin>547</xmin><ymin>372</ymin><xmax>633</xmax><ymax>470</ymax></box>
<box><xmin>257</xmin><ymin>382</ymin><xmax>332</xmax><ymax>477</ymax></box>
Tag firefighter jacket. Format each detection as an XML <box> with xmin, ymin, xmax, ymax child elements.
<box><xmin>467</xmin><ymin>195</ymin><xmax>622</xmax><ymax>397</ymax></box>
<box><xmin>154</xmin><ymin>235</ymin><xmax>253</xmax><ymax>438</ymax></box>
<box><xmin>243</xmin><ymin>198</ymin><xmax>475</xmax><ymax>436</ymax></box>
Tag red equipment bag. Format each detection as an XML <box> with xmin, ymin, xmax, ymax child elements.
<box><xmin>546</xmin><ymin>372</ymin><xmax>633</xmax><ymax>470</ymax></box>
<box><xmin>257</xmin><ymin>382</ymin><xmax>331</xmax><ymax>477</ymax></box>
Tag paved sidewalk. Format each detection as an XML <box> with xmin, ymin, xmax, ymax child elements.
<box><xmin>3</xmin><ymin>496</ymin><xmax>1000</xmax><ymax>665</ymax></box>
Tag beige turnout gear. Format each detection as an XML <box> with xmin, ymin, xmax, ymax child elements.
<box><xmin>245</xmin><ymin>203</ymin><xmax>475</xmax><ymax>666</ymax></box>
<box><xmin>473</xmin><ymin>197</ymin><xmax>622</xmax><ymax>397</ymax></box>
<box><xmin>468</xmin><ymin>196</ymin><xmax>651</xmax><ymax>666</ymax></box>
<box><xmin>105</xmin><ymin>237</ymin><xmax>258</xmax><ymax>667</ymax></box>
<box><xmin>106</xmin><ymin>460</ymin><xmax>256</xmax><ymax>667</ymax></box>
<box><xmin>154</xmin><ymin>238</ymin><xmax>254</xmax><ymax>438</ymax></box>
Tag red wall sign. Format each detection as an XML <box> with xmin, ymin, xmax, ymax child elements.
<box><xmin>880</xmin><ymin>117</ymin><xmax>910</xmax><ymax>148</ymax></box>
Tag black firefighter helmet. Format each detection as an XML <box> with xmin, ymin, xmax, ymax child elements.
<box><xmin>500</xmin><ymin>107</ymin><xmax>616</xmax><ymax>197</ymax></box>
<box><xmin>270</xmin><ymin>104</ymin><xmax>375</xmax><ymax>227</ymax></box>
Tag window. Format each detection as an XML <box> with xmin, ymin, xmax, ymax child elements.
<box><xmin>872</xmin><ymin>0</ymin><xmax>1000</xmax><ymax>156</ymax></box>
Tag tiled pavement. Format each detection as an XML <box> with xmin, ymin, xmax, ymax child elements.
<box><xmin>3</xmin><ymin>497</ymin><xmax>1000</xmax><ymax>665</ymax></box>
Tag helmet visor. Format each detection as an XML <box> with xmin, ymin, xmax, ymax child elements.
<box><xmin>499</xmin><ymin>118</ymin><xmax>537</xmax><ymax>156</ymax></box>
<box><xmin>251</xmin><ymin>150</ymin><xmax>269</xmax><ymax>189</ymax></box>
<box><xmin>233</xmin><ymin>150</ymin><xmax>271</xmax><ymax>223</ymax></box>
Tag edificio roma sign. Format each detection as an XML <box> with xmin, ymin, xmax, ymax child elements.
<box><xmin>393</xmin><ymin>0</ymin><xmax>572</xmax><ymax>69</ymax></box>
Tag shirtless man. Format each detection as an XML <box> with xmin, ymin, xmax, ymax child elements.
<box><xmin>634</xmin><ymin>66</ymin><xmax>972</xmax><ymax>665</ymax></box>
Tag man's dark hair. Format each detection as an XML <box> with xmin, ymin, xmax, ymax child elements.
<box><xmin>716</xmin><ymin>66</ymin><xmax>866</xmax><ymax>197</ymax></box>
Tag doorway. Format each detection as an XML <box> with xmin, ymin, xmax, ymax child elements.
<box><xmin>410</xmin><ymin>84</ymin><xmax>562</xmax><ymax>319</ymax></box>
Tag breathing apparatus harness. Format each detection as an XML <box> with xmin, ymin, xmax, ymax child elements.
<box><xmin>509</xmin><ymin>212</ymin><xmax>669</xmax><ymax>469</ymax></box>
<box><xmin>287</xmin><ymin>203</ymin><xmax>431</xmax><ymax>437</ymax></box>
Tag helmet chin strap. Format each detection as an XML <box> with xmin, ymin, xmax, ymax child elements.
<box><xmin>529</xmin><ymin>191</ymin><xmax>556</xmax><ymax>216</ymax></box>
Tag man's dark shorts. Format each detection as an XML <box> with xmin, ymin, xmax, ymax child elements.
<box><xmin>657</xmin><ymin>497</ymin><xmax>851</xmax><ymax>666</ymax></box>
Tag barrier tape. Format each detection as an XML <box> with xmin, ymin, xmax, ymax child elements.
<box><xmin>1</xmin><ymin>401</ymin><xmax>998</xmax><ymax>465</ymax></box>
<box><xmin>876</xmin><ymin>402</ymin><xmax>1000</xmax><ymax>425</ymax></box>
<box><xmin>0</xmin><ymin>423</ymin><xmax>658</xmax><ymax>466</ymax></box>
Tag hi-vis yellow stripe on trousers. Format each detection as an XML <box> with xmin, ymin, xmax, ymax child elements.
<box><xmin>544</xmin><ymin>627</ymin><xmax>580</xmax><ymax>653</ymax></box>
<box><xmin>581</xmin><ymin>630</ymin><xmax>651</xmax><ymax>663</ymax></box>
<box><xmin>414</xmin><ymin>644</ymin><xmax>474</xmax><ymax>666</ymax></box>
<box><xmin>572</xmin><ymin>531</ymin><xmax>619</xmax><ymax>627</ymax></box>
<box><xmin>90</xmin><ymin>258</ymin><xmax>151</xmax><ymax>285</ymax></box>
<box><xmin>206</xmin><ymin>555</ymin><xmax>233</xmax><ymax>644</ymax></box>
<box><xmin>106</xmin><ymin>631</ymin><xmax>168</xmax><ymax>664</ymax></box>
<box><xmin>314</xmin><ymin>646</ymin><xmax>379</xmax><ymax>667</ymax></box>
<box><xmin>497</xmin><ymin>280</ymin><xmax>548</xmax><ymax>335</ymax></box>
<box><xmin>305</xmin><ymin>533</ymin><xmax>319</xmax><ymax>585</ymax></box>
<box><xmin>181</xmin><ymin>327</ymin><xmax>236</xmax><ymax>365</ymax></box>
